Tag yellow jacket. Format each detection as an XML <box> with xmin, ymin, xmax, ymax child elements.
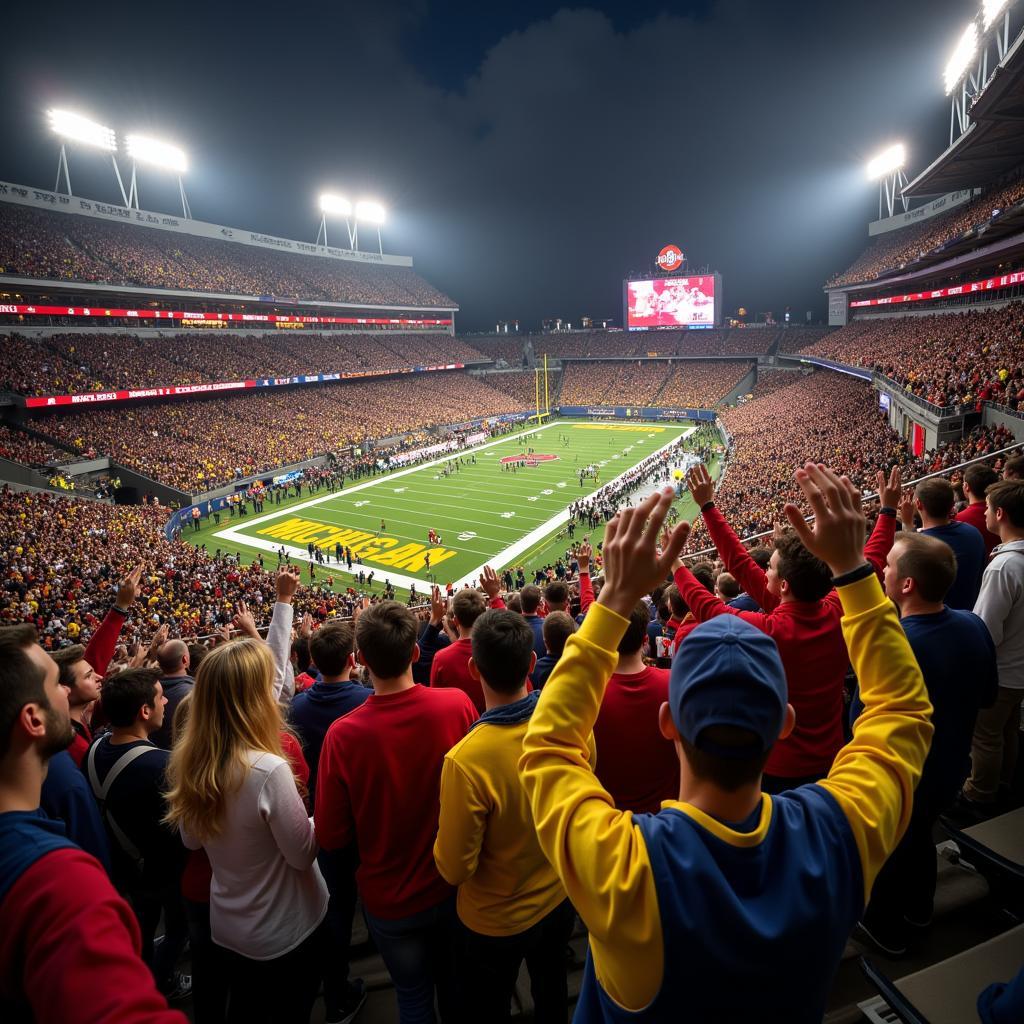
<box><xmin>519</xmin><ymin>574</ymin><xmax>932</xmax><ymax>1011</ymax></box>
<box><xmin>435</xmin><ymin>710</ymin><xmax>594</xmax><ymax>936</ymax></box>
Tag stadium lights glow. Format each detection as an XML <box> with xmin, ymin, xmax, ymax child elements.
<box><xmin>355</xmin><ymin>200</ymin><xmax>387</xmax><ymax>224</ymax></box>
<box><xmin>983</xmin><ymin>0</ymin><xmax>1010</xmax><ymax>30</ymax></box>
<box><xmin>944</xmin><ymin>21</ymin><xmax>979</xmax><ymax>94</ymax></box>
<box><xmin>125</xmin><ymin>135</ymin><xmax>187</xmax><ymax>173</ymax></box>
<box><xmin>319</xmin><ymin>194</ymin><xmax>353</xmax><ymax>216</ymax></box>
<box><xmin>866</xmin><ymin>144</ymin><xmax>906</xmax><ymax>181</ymax></box>
<box><xmin>47</xmin><ymin>109</ymin><xmax>116</xmax><ymax>151</ymax></box>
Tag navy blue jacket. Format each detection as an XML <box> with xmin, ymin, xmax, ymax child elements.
<box><xmin>290</xmin><ymin>680</ymin><xmax>370</xmax><ymax>807</ymax></box>
<box><xmin>39</xmin><ymin>750</ymin><xmax>112</xmax><ymax>875</ymax></box>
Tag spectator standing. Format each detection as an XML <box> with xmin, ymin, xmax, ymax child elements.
<box><xmin>676</xmin><ymin>464</ymin><xmax>897</xmax><ymax>791</ymax></box>
<box><xmin>909</xmin><ymin>478</ymin><xmax>987</xmax><ymax>610</ymax></box>
<box><xmin>165</xmin><ymin>639</ymin><xmax>328</xmax><ymax>1024</ymax></box>
<box><xmin>430</xmin><ymin>588</ymin><xmax>491</xmax><ymax>713</ymax></box>
<box><xmin>593</xmin><ymin>602</ymin><xmax>677</xmax><ymax>814</ymax></box>
<box><xmin>858</xmin><ymin>534</ymin><xmax>997</xmax><ymax>955</ymax></box>
<box><xmin>519</xmin><ymin>584</ymin><xmax>546</xmax><ymax>658</ymax></box>
<box><xmin>964</xmin><ymin>480</ymin><xmax>1024</xmax><ymax>810</ymax></box>
<box><xmin>150</xmin><ymin>639</ymin><xmax>194</xmax><ymax>751</ymax></box>
<box><xmin>728</xmin><ymin>548</ymin><xmax>772</xmax><ymax>612</ymax></box>
<box><xmin>289</xmin><ymin>620</ymin><xmax>369</xmax><ymax>1024</ymax></box>
<box><xmin>316</xmin><ymin>601</ymin><xmax>478</xmax><ymax>1023</ymax></box>
<box><xmin>0</xmin><ymin>624</ymin><xmax>184</xmax><ymax>1023</ymax></box>
<box><xmin>86</xmin><ymin>668</ymin><xmax>190</xmax><ymax>997</ymax></box>
<box><xmin>520</xmin><ymin>477</ymin><xmax>931</xmax><ymax>1021</ymax></box>
<box><xmin>434</xmin><ymin>610</ymin><xmax>578</xmax><ymax>1023</ymax></box>
<box><xmin>53</xmin><ymin>570</ymin><xmax>137</xmax><ymax>764</ymax></box>
<box><xmin>955</xmin><ymin>464</ymin><xmax>1001</xmax><ymax>556</ymax></box>
<box><xmin>532</xmin><ymin>612</ymin><xmax>576</xmax><ymax>689</ymax></box>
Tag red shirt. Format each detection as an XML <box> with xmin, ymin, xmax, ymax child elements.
<box><xmin>0</xmin><ymin>848</ymin><xmax>186</xmax><ymax>1023</ymax></box>
<box><xmin>67</xmin><ymin>720</ymin><xmax>92</xmax><ymax>769</ymax></box>
<box><xmin>316</xmin><ymin>685</ymin><xmax>477</xmax><ymax>919</ymax></box>
<box><xmin>430</xmin><ymin>638</ymin><xmax>484</xmax><ymax>713</ymax></box>
<box><xmin>955</xmin><ymin>501</ymin><xmax>999</xmax><ymax>557</ymax></box>
<box><xmin>594</xmin><ymin>665</ymin><xmax>677</xmax><ymax>813</ymax></box>
<box><xmin>674</xmin><ymin>504</ymin><xmax>895</xmax><ymax>779</ymax></box>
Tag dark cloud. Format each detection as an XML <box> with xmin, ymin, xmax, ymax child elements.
<box><xmin>0</xmin><ymin>0</ymin><xmax>975</xmax><ymax>328</ymax></box>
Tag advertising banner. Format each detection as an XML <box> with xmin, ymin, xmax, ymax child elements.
<box><xmin>849</xmin><ymin>269</ymin><xmax>1024</xmax><ymax>309</ymax></box>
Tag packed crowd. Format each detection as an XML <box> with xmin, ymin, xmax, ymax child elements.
<box><xmin>800</xmin><ymin>302</ymin><xmax>1024</xmax><ymax>409</ymax></box>
<box><xmin>27</xmin><ymin>372</ymin><xmax>525</xmax><ymax>492</ymax></box>
<box><xmin>0</xmin><ymin>202</ymin><xmax>455</xmax><ymax>307</ymax></box>
<box><xmin>532</xmin><ymin>328</ymin><xmax>779</xmax><ymax>360</ymax></box>
<box><xmin>475</xmin><ymin>370</ymin><xmax>560</xmax><ymax>409</ymax></box>
<box><xmin>0</xmin><ymin>489</ymin><xmax>389</xmax><ymax>649</ymax></box>
<box><xmin>827</xmin><ymin>175</ymin><xmax>1024</xmax><ymax>287</ymax></box>
<box><xmin>0</xmin><ymin>423</ymin><xmax>73</xmax><ymax>468</ymax></box>
<box><xmin>657</xmin><ymin>360</ymin><xmax>753</xmax><ymax>407</ymax></box>
<box><xmin>775</xmin><ymin>326</ymin><xmax>832</xmax><ymax>353</ymax></box>
<box><xmin>0</xmin><ymin>332</ymin><xmax>489</xmax><ymax>398</ymax></box>
<box><xmin>689</xmin><ymin>371</ymin><xmax>1017</xmax><ymax>551</ymax></box>
<box><xmin>4</xmin><ymin>438</ymin><xmax>1023</xmax><ymax>1022</ymax></box>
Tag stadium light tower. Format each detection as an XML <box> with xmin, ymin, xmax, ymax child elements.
<box><xmin>945</xmin><ymin>21</ymin><xmax>981</xmax><ymax>143</ymax></box>
<box><xmin>355</xmin><ymin>199</ymin><xmax>387</xmax><ymax>255</ymax></box>
<box><xmin>125</xmin><ymin>134</ymin><xmax>191</xmax><ymax>219</ymax></box>
<box><xmin>866</xmin><ymin>143</ymin><xmax>909</xmax><ymax>219</ymax></box>
<box><xmin>317</xmin><ymin>193</ymin><xmax>354</xmax><ymax>248</ymax></box>
<box><xmin>47</xmin><ymin>109</ymin><xmax>129</xmax><ymax>206</ymax></box>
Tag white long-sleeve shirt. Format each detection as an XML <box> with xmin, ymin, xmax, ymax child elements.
<box><xmin>973</xmin><ymin>539</ymin><xmax>1024</xmax><ymax>689</ymax></box>
<box><xmin>181</xmin><ymin>750</ymin><xmax>327</xmax><ymax>959</ymax></box>
<box><xmin>266</xmin><ymin>601</ymin><xmax>296</xmax><ymax>703</ymax></box>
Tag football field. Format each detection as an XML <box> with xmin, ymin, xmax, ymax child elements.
<box><xmin>209</xmin><ymin>420</ymin><xmax>695</xmax><ymax>590</ymax></box>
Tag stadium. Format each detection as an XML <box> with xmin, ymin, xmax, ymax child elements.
<box><xmin>1</xmin><ymin>2</ymin><xmax>1024</xmax><ymax>1022</ymax></box>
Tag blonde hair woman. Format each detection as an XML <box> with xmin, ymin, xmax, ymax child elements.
<box><xmin>165</xmin><ymin>639</ymin><xmax>327</xmax><ymax>1024</ymax></box>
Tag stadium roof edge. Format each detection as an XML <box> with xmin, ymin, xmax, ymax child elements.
<box><xmin>904</xmin><ymin>27</ymin><xmax>1024</xmax><ymax>197</ymax></box>
<box><xmin>0</xmin><ymin>273</ymin><xmax>459</xmax><ymax>314</ymax></box>
<box><xmin>0</xmin><ymin>180</ymin><xmax>415</xmax><ymax>268</ymax></box>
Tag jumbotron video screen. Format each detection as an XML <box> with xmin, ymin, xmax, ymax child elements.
<box><xmin>624</xmin><ymin>273</ymin><xmax>721</xmax><ymax>330</ymax></box>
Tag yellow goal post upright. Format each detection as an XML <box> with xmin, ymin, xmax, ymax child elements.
<box><xmin>530</xmin><ymin>355</ymin><xmax>552</xmax><ymax>427</ymax></box>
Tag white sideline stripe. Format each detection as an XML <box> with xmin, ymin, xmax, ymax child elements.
<box><xmin>211</xmin><ymin>422</ymin><xmax>693</xmax><ymax>591</ymax></box>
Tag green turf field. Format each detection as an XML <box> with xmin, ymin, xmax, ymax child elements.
<box><xmin>202</xmin><ymin>419</ymin><xmax>705</xmax><ymax>592</ymax></box>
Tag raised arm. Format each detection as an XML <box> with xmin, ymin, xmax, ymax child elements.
<box><xmin>520</xmin><ymin>490</ymin><xmax>690</xmax><ymax>1011</ymax></box>
<box><xmin>265</xmin><ymin>570</ymin><xmax>299</xmax><ymax>702</ymax></box>
<box><xmin>85</xmin><ymin>565</ymin><xmax>142</xmax><ymax>675</ymax></box>
<box><xmin>575</xmin><ymin>542</ymin><xmax>595</xmax><ymax>614</ymax></box>
<box><xmin>862</xmin><ymin>467</ymin><xmax>901</xmax><ymax>579</ymax></box>
<box><xmin>687</xmin><ymin>466</ymin><xmax>777</xmax><ymax>612</ymax></box>
<box><xmin>673</xmin><ymin>562</ymin><xmax>771</xmax><ymax>631</ymax></box>
<box><xmin>783</xmin><ymin>464</ymin><xmax>932</xmax><ymax>901</ymax></box>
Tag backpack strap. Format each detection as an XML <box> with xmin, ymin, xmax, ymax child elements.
<box><xmin>86</xmin><ymin>740</ymin><xmax>162</xmax><ymax>862</ymax></box>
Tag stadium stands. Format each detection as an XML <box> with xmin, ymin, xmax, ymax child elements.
<box><xmin>827</xmin><ymin>174</ymin><xmax>1024</xmax><ymax>287</ymax></box>
<box><xmin>798</xmin><ymin>301</ymin><xmax>1024</xmax><ymax>408</ymax></box>
<box><xmin>0</xmin><ymin>332</ymin><xmax>488</xmax><ymax>397</ymax></box>
<box><xmin>658</xmin><ymin>361</ymin><xmax>753</xmax><ymax>407</ymax></box>
<box><xmin>27</xmin><ymin>372</ymin><xmax>526</xmax><ymax>492</ymax></box>
<box><xmin>0</xmin><ymin>201</ymin><xmax>455</xmax><ymax>307</ymax></box>
<box><xmin>532</xmin><ymin>328</ymin><xmax>778</xmax><ymax>359</ymax></box>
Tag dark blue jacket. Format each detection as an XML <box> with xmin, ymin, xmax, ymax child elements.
<box><xmin>290</xmin><ymin>680</ymin><xmax>370</xmax><ymax>807</ymax></box>
<box><xmin>39</xmin><ymin>750</ymin><xmax>112</xmax><ymax>875</ymax></box>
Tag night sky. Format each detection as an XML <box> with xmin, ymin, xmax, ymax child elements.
<box><xmin>1</xmin><ymin>0</ymin><xmax>975</xmax><ymax>330</ymax></box>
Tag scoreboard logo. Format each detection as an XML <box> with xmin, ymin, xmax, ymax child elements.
<box><xmin>657</xmin><ymin>244</ymin><xmax>684</xmax><ymax>272</ymax></box>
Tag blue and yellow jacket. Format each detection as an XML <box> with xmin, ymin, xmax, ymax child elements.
<box><xmin>519</xmin><ymin>574</ymin><xmax>932</xmax><ymax>1021</ymax></box>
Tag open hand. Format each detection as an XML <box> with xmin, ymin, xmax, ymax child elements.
<box><xmin>783</xmin><ymin>463</ymin><xmax>867</xmax><ymax>577</ymax></box>
<box><xmin>598</xmin><ymin>489</ymin><xmax>691</xmax><ymax>618</ymax></box>
<box><xmin>686</xmin><ymin>464</ymin><xmax>715</xmax><ymax>508</ymax></box>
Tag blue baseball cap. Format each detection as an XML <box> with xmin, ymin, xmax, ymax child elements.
<box><xmin>669</xmin><ymin>616</ymin><xmax>787</xmax><ymax>758</ymax></box>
